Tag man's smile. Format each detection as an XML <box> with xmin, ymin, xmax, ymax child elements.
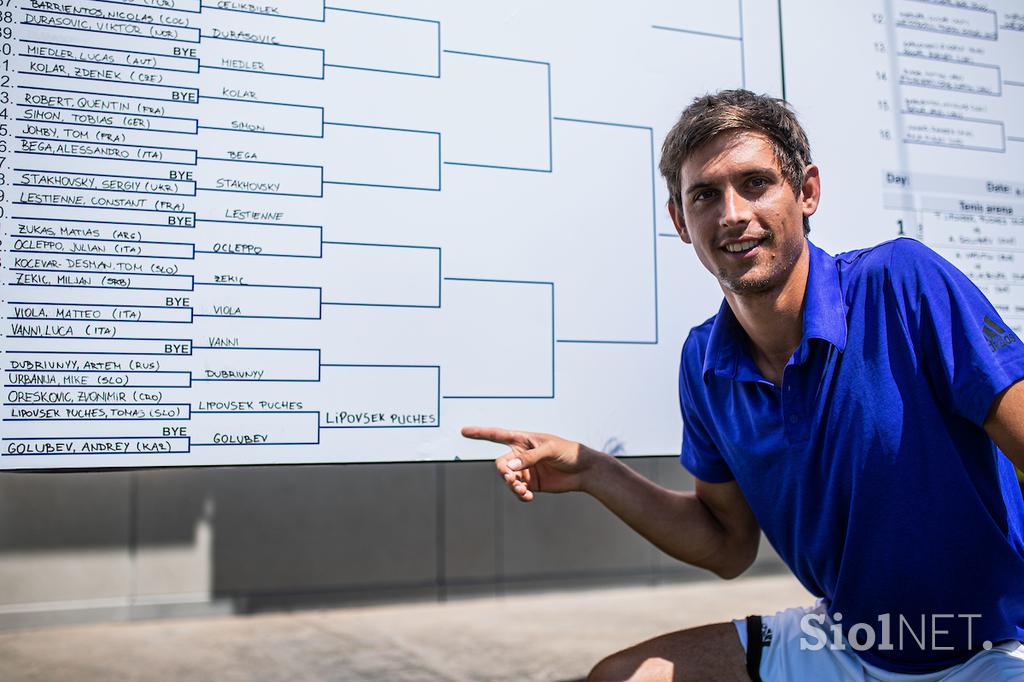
<box><xmin>720</xmin><ymin>233</ymin><xmax>772</xmax><ymax>258</ymax></box>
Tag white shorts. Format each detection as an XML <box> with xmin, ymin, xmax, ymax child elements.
<box><xmin>734</xmin><ymin>601</ymin><xmax>1024</xmax><ymax>681</ymax></box>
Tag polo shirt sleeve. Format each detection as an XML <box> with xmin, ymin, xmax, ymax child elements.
<box><xmin>888</xmin><ymin>238</ymin><xmax>1024</xmax><ymax>426</ymax></box>
<box><xmin>678</xmin><ymin>336</ymin><xmax>735</xmax><ymax>483</ymax></box>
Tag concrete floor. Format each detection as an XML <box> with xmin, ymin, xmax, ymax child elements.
<box><xmin>0</xmin><ymin>574</ymin><xmax>812</xmax><ymax>681</ymax></box>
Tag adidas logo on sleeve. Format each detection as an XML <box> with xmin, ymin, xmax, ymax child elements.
<box><xmin>982</xmin><ymin>315</ymin><xmax>1019</xmax><ymax>353</ymax></box>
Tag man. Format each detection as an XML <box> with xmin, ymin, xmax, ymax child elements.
<box><xmin>462</xmin><ymin>90</ymin><xmax>1024</xmax><ymax>680</ymax></box>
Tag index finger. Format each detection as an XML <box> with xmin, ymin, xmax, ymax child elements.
<box><xmin>460</xmin><ymin>426</ymin><xmax>530</xmax><ymax>448</ymax></box>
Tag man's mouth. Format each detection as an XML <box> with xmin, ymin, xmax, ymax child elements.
<box><xmin>721</xmin><ymin>235</ymin><xmax>770</xmax><ymax>255</ymax></box>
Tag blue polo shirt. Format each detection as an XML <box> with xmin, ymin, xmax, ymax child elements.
<box><xmin>678</xmin><ymin>238</ymin><xmax>1024</xmax><ymax>673</ymax></box>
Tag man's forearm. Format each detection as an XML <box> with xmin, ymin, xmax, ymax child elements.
<box><xmin>578</xmin><ymin>448</ymin><xmax>756</xmax><ymax>578</ymax></box>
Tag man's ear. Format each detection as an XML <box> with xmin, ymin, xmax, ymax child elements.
<box><xmin>800</xmin><ymin>164</ymin><xmax>821</xmax><ymax>220</ymax></box>
<box><xmin>668</xmin><ymin>199</ymin><xmax>691</xmax><ymax>244</ymax></box>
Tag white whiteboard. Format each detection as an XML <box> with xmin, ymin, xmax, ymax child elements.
<box><xmin>3</xmin><ymin>1</ymin><xmax>783</xmax><ymax>468</ymax></box>
<box><xmin>14</xmin><ymin>1</ymin><xmax>1021</xmax><ymax>469</ymax></box>
<box><xmin>8</xmin><ymin>1</ymin><xmax>1024</xmax><ymax>466</ymax></box>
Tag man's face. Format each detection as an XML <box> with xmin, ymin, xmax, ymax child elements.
<box><xmin>669</xmin><ymin>130</ymin><xmax>818</xmax><ymax>296</ymax></box>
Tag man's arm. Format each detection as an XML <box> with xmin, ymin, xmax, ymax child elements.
<box><xmin>984</xmin><ymin>379</ymin><xmax>1024</xmax><ymax>471</ymax></box>
<box><xmin>583</xmin><ymin>453</ymin><xmax>761</xmax><ymax>579</ymax></box>
<box><xmin>462</xmin><ymin>426</ymin><xmax>761</xmax><ymax>579</ymax></box>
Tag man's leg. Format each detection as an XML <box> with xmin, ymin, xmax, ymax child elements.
<box><xmin>587</xmin><ymin>622</ymin><xmax>749</xmax><ymax>682</ymax></box>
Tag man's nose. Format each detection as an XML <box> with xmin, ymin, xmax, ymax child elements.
<box><xmin>721</xmin><ymin>186</ymin><xmax>752</xmax><ymax>227</ymax></box>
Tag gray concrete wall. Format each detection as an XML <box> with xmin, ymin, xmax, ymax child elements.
<box><xmin>0</xmin><ymin>457</ymin><xmax>786</xmax><ymax>630</ymax></box>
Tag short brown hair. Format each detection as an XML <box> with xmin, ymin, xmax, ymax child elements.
<box><xmin>659</xmin><ymin>89</ymin><xmax>813</xmax><ymax>232</ymax></box>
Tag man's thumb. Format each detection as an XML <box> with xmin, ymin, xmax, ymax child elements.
<box><xmin>507</xmin><ymin>439</ymin><xmax>556</xmax><ymax>471</ymax></box>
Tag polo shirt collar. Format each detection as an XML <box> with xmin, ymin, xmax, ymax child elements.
<box><xmin>802</xmin><ymin>240</ymin><xmax>848</xmax><ymax>351</ymax></box>
<box><xmin>701</xmin><ymin>240</ymin><xmax>848</xmax><ymax>383</ymax></box>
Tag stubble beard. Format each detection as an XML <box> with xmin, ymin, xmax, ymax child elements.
<box><xmin>716</xmin><ymin>231</ymin><xmax>802</xmax><ymax>296</ymax></box>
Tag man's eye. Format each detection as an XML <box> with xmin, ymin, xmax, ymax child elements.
<box><xmin>693</xmin><ymin>190</ymin><xmax>716</xmax><ymax>202</ymax></box>
<box><xmin>749</xmin><ymin>177</ymin><xmax>769</xmax><ymax>188</ymax></box>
